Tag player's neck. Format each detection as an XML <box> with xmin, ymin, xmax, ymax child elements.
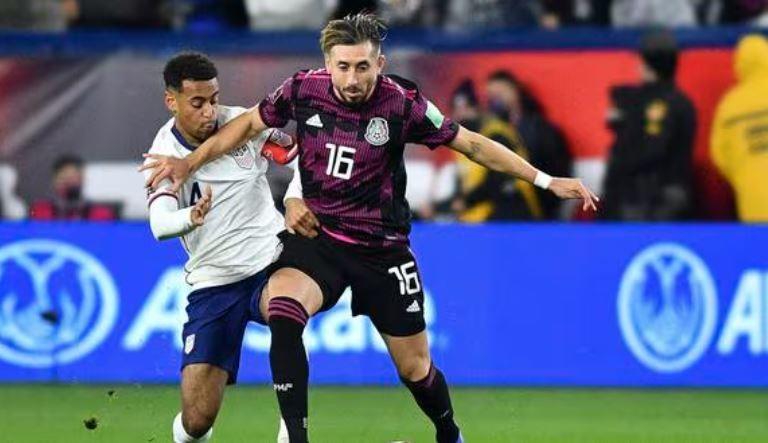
<box><xmin>172</xmin><ymin>121</ymin><xmax>204</xmax><ymax>150</ymax></box>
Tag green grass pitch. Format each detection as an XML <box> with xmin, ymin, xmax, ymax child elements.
<box><xmin>0</xmin><ymin>385</ymin><xmax>766</xmax><ymax>442</ymax></box>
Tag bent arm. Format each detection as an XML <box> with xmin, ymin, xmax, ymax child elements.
<box><xmin>149</xmin><ymin>195</ymin><xmax>195</xmax><ymax>241</ymax></box>
<box><xmin>187</xmin><ymin>106</ymin><xmax>269</xmax><ymax>173</ymax></box>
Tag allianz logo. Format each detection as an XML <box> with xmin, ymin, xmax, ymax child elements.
<box><xmin>618</xmin><ymin>242</ymin><xmax>767</xmax><ymax>373</ymax></box>
<box><xmin>0</xmin><ymin>240</ymin><xmax>119</xmax><ymax>368</ymax></box>
<box><xmin>122</xmin><ymin>268</ymin><xmax>442</xmax><ymax>355</ymax></box>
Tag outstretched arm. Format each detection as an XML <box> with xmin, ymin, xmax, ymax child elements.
<box><xmin>448</xmin><ymin>125</ymin><xmax>598</xmax><ymax>211</ymax></box>
<box><xmin>140</xmin><ymin>107</ymin><xmax>268</xmax><ymax>191</ymax></box>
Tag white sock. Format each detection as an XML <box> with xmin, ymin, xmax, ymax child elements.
<box><xmin>173</xmin><ymin>412</ymin><xmax>213</xmax><ymax>442</ymax></box>
<box><xmin>277</xmin><ymin>417</ymin><xmax>289</xmax><ymax>443</ymax></box>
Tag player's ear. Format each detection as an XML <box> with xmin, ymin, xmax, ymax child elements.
<box><xmin>377</xmin><ymin>54</ymin><xmax>386</xmax><ymax>71</ymax></box>
<box><xmin>164</xmin><ymin>90</ymin><xmax>177</xmax><ymax>115</ymax></box>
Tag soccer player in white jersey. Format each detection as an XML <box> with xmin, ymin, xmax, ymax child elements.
<box><xmin>144</xmin><ymin>52</ymin><xmax>302</xmax><ymax>443</ymax></box>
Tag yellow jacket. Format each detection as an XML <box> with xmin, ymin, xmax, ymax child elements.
<box><xmin>458</xmin><ymin>118</ymin><xmax>542</xmax><ymax>222</ymax></box>
<box><xmin>711</xmin><ymin>35</ymin><xmax>768</xmax><ymax>222</ymax></box>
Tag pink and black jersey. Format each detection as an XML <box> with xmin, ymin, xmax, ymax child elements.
<box><xmin>258</xmin><ymin>69</ymin><xmax>459</xmax><ymax>246</ymax></box>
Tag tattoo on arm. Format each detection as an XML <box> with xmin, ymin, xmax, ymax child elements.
<box><xmin>467</xmin><ymin>141</ymin><xmax>482</xmax><ymax>160</ymax></box>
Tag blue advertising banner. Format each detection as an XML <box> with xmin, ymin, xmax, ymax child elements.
<box><xmin>0</xmin><ymin>223</ymin><xmax>765</xmax><ymax>386</ymax></box>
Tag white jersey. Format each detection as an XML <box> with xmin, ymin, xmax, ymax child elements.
<box><xmin>145</xmin><ymin>105</ymin><xmax>283</xmax><ymax>290</ymax></box>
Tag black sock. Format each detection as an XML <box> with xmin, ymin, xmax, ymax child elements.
<box><xmin>401</xmin><ymin>362</ymin><xmax>460</xmax><ymax>443</ymax></box>
<box><xmin>268</xmin><ymin>297</ymin><xmax>310</xmax><ymax>443</ymax></box>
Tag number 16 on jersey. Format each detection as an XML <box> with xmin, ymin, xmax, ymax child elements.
<box><xmin>325</xmin><ymin>143</ymin><xmax>356</xmax><ymax>180</ymax></box>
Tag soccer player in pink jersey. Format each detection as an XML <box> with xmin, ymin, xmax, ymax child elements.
<box><xmin>142</xmin><ymin>13</ymin><xmax>598</xmax><ymax>443</ymax></box>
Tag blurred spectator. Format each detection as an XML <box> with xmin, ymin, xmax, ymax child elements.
<box><xmin>75</xmin><ymin>0</ymin><xmax>175</xmax><ymax>29</ymax></box>
<box><xmin>379</xmin><ymin>0</ymin><xmax>447</xmax><ymax>27</ymax></box>
<box><xmin>540</xmin><ymin>0</ymin><xmax>612</xmax><ymax>28</ymax></box>
<box><xmin>185</xmin><ymin>0</ymin><xmax>248</xmax><ymax>31</ymax></box>
<box><xmin>611</xmin><ymin>0</ymin><xmax>698</xmax><ymax>27</ymax></box>
<box><xmin>0</xmin><ymin>0</ymin><xmax>79</xmax><ymax>31</ymax></box>
<box><xmin>485</xmin><ymin>71</ymin><xmax>570</xmax><ymax>219</ymax></box>
<box><xmin>449</xmin><ymin>80</ymin><xmax>499</xmax><ymax>222</ymax></box>
<box><xmin>691</xmin><ymin>0</ymin><xmax>724</xmax><ymax>25</ymax></box>
<box><xmin>601</xmin><ymin>31</ymin><xmax>696</xmax><ymax>221</ymax></box>
<box><xmin>332</xmin><ymin>0</ymin><xmax>378</xmax><ymax>19</ymax></box>
<box><xmin>720</xmin><ymin>0</ymin><xmax>766</xmax><ymax>24</ymax></box>
<box><xmin>749</xmin><ymin>3</ymin><xmax>768</xmax><ymax>27</ymax></box>
<box><xmin>246</xmin><ymin>0</ymin><xmax>334</xmax><ymax>30</ymax></box>
<box><xmin>445</xmin><ymin>0</ymin><xmax>539</xmax><ymax>30</ymax></box>
<box><xmin>0</xmin><ymin>164</ymin><xmax>27</xmax><ymax>219</ymax></box>
<box><xmin>452</xmin><ymin>76</ymin><xmax>546</xmax><ymax>221</ymax></box>
<box><xmin>29</xmin><ymin>155</ymin><xmax>119</xmax><ymax>221</ymax></box>
<box><xmin>710</xmin><ymin>35</ymin><xmax>768</xmax><ymax>222</ymax></box>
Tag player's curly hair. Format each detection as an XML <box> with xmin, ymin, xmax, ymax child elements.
<box><xmin>320</xmin><ymin>12</ymin><xmax>388</xmax><ymax>55</ymax></box>
<box><xmin>163</xmin><ymin>52</ymin><xmax>218</xmax><ymax>92</ymax></box>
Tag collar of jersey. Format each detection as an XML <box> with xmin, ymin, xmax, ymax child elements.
<box><xmin>171</xmin><ymin>120</ymin><xmax>219</xmax><ymax>152</ymax></box>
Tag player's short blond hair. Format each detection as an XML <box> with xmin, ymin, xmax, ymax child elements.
<box><xmin>319</xmin><ymin>12</ymin><xmax>387</xmax><ymax>56</ymax></box>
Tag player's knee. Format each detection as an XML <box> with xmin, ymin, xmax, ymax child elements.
<box><xmin>183</xmin><ymin>410</ymin><xmax>216</xmax><ymax>438</ymax></box>
<box><xmin>265</xmin><ymin>268</ymin><xmax>323</xmax><ymax>315</ymax></box>
<box><xmin>397</xmin><ymin>354</ymin><xmax>431</xmax><ymax>382</ymax></box>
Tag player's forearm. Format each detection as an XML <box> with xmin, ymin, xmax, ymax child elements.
<box><xmin>283</xmin><ymin>162</ymin><xmax>303</xmax><ymax>204</ymax></box>
<box><xmin>187</xmin><ymin>111</ymin><xmax>257</xmax><ymax>172</ymax></box>
<box><xmin>149</xmin><ymin>197</ymin><xmax>195</xmax><ymax>241</ymax></box>
<box><xmin>450</xmin><ymin>126</ymin><xmax>538</xmax><ymax>183</ymax></box>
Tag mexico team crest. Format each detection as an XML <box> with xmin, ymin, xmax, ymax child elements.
<box><xmin>229</xmin><ymin>145</ymin><xmax>255</xmax><ymax>169</ymax></box>
<box><xmin>365</xmin><ymin>117</ymin><xmax>389</xmax><ymax>146</ymax></box>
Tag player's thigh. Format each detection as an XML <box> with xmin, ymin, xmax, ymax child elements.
<box><xmin>381</xmin><ymin>330</ymin><xmax>432</xmax><ymax>381</ymax></box>
<box><xmin>261</xmin><ymin>231</ymin><xmax>347</xmax><ymax>318</ymax></box>
<box><xmin>261</xmin><ymin>267</ymin><xmax>324</xmax><ymax>316</ymax></box>
<box><xmin>349</xmin><ymin>246</ymin><xmax>426</xmax><ymax>338</ymax></box>
<box><xmin>182</xmin><ymin>279</ymin><xmax>254</xmax><ymax>385</ymax></box>
<box><xmin>180</xmin><ymin>363</ymin><xmax>229</xmax><ymax>419</ymax></box>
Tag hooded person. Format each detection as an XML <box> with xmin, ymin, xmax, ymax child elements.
<box><xmin>601</xmin><ymin>30</ymin><xmax>697</xmax><ymax>221</ymax></box>
<box><xmin>711</xmin><ymin>34</ymin><xmax>768</xmax><ymax>222</ymax></box>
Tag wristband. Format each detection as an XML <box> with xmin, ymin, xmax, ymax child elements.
<box><xmin>534</xmin><ymin>171</ymin><xmax>553</xmax><ymax>189</ymax></box>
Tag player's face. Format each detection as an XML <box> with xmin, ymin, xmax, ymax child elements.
<box><xmin>326</xmin><ymin>41</ymin><xmax>385</xmax><ymax>104</ymax></box>
<box><xmin>165</xmin><ymin>78</ymin><xmax>220</xmax><ymax>143</ymax></box>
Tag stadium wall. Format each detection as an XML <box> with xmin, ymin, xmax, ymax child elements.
<box><xmin>0</xmin><ymin>222</ymin><xmax>766</xmax><ymax>387</ymax></box>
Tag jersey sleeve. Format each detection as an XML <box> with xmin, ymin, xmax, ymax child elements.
<box><xmin>142</xmin><ymin>142</ymin><xmax>180</xmax><ymax>208</ymax></box>
<box><xmin>258</xmin><ymin>74</ymin><xmax>296</xmax><ymax>128</ymax></box>
<box><xmin>148</xmin><ymin>192</ymin><xmax>194</xmax><ymax>240</ymax></box>
<box><xmin>405</xmin><ymin>92</ymin><xmax>459</xmax><ymax>149</ymax></box>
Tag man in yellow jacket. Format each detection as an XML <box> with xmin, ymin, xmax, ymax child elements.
<box><xmin>711</xmin><ymin>34</ymin><xmax>768</xmax><ymax>222</ymax></box>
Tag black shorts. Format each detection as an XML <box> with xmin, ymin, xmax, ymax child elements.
<box><xmin>267</xmin><ymin>230</ymin><xmax>426</xmax><ymax>337</ymax></box>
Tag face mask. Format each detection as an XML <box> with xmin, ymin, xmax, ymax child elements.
<box><xmin>460</xmin><ymin>117</ymin><xmax>481</xmax><ymax>133</ymax></box>
<box><xmin>488</xmin><ymin>97</ymin><xmax>511</xmax><ymax>121</ymax></box>
<box><xmin>63</xmin><ymin>185</ymin><xmax>82</xmax><ymax>202</ymax></box>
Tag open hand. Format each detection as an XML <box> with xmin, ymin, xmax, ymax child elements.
<box><xmin>549</xmin><ymin>177</ymin><xmax>599</xmax><ymax>212</ymax></box>
<box><xmin>139</xmin><ymin>154</ymin><xmax>191</xmax><ymax>192</ymax></box>
<box><xmin>191</xmin><ymin>185</ymin><xmax>213</xmax><ymax>226</ymax></box>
